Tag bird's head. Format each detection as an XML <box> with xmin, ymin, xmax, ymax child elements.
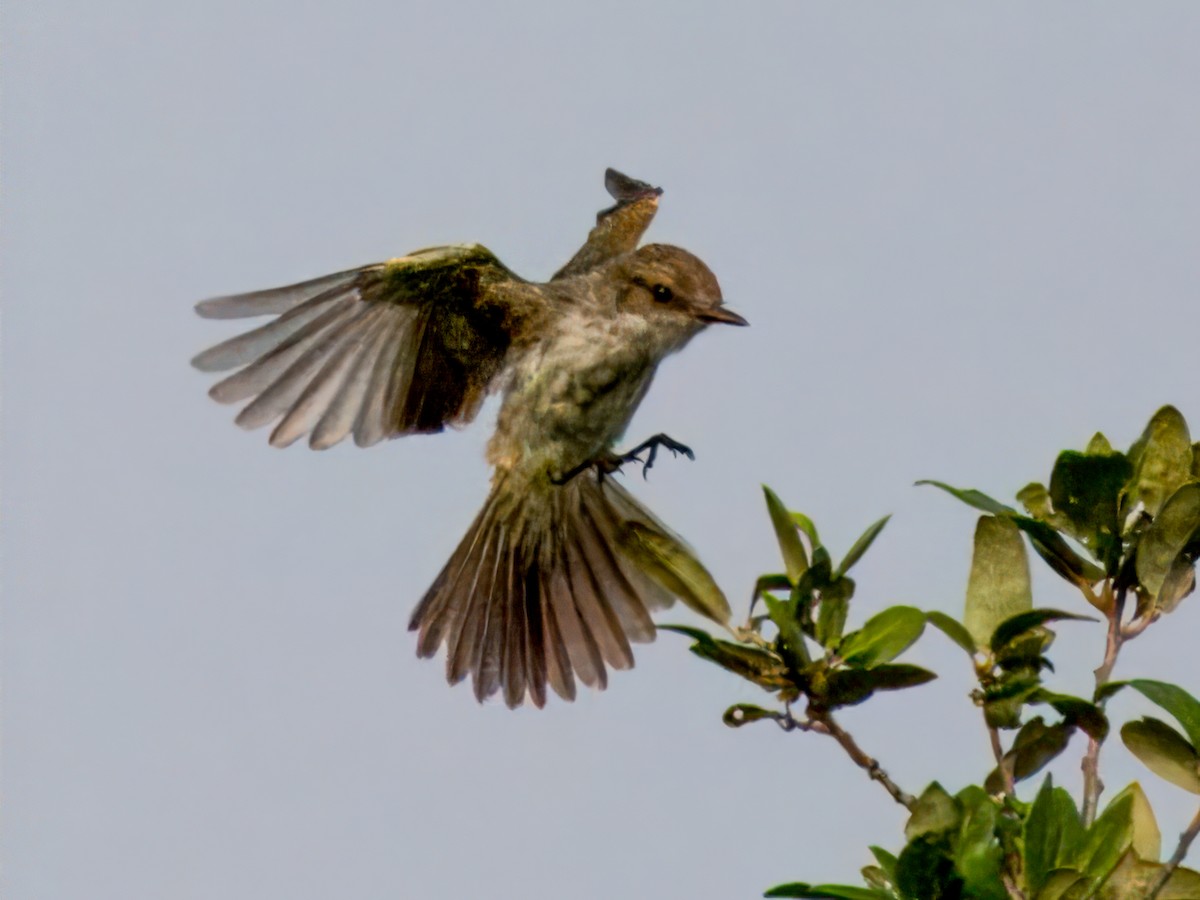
<box><xmin>617</xmin><ymin>244</ymin><xmax>748</xmax><ymax>337</ymax></box>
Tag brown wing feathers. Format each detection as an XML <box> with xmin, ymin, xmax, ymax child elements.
<box><xmin>192</xmin><ymin>246</ymin><xmax>515</xmax><ymax>448</ymax></box>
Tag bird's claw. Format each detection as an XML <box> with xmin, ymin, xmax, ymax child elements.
<box><xmin>619</xmin><ymin>433</ymin><xmax>694</xmax><ymax>480</ymax></box>
<box><xmin>549</xmin><ymin>433</ymin><xmax>694</xmax><ymax>486</ymax></box>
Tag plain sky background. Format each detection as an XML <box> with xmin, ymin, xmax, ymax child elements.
<box><xmin>6</xmin><ymin>3</ymin><xmax>1200</xmax><ymax>898</ymax></box>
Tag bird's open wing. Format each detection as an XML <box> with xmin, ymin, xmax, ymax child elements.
<box><xmin>192</xmin><ymin>244</ymin><xmax>524</xmax><ymax>449</ymax></box>
<box><xmin>551</xmin><ymin>168</ymin><xmax>663</xmax><ymax>280</ymax></box>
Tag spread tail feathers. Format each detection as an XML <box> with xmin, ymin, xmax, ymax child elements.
<box><xmin>409</xmin><ymin>472</ymin><xmax>715</xmax><ymax>708</ymax></box>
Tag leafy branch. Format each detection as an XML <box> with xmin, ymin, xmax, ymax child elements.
<box><xmin>668</xmin><ymin>407</ymin><xmax>1200</xmax><ymax>899</ymax></box>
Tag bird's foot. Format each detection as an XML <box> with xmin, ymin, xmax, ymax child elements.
<box><xmin>617</xmin><ymin>433</ymin><xmax>694</xmax><ymax>480</ymax></box>
<box><xmin>549</xmin><ymin>434</ymin><xmax>693</xmax><ymax>486</ymax></box>
<box><xmin>550</xmin><ymin>452</ymin><xmax>623</xmax><ymax>486</ymax></box>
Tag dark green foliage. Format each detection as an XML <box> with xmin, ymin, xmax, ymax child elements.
<box><xmin>839</xmin><ymin>606</ymin><xmax>927</xmax><ymax>667</ymax></box>
<box><xmin>1023</xmin><ymin>777</ymin><xmax>1084</xmax><ymax>893</ymax></box>
<box><xmin>1125</xmin><ymin>679</ymin><xmax>1200</xmax><ymax>749</ymax></box>
<box><xmin>676</xmin><ymin>409</ymin><xmax>1200</xmax><ymax>898</ymax></box>
<box><xmin>663</xmin><ymin>497</ymin><xmax>934</xmax><ymax>715</ymax></box>
<box><xmin>984</xmin><ymin>718</ymin><xmax>1074</xmax><ymax>793</ymax></box>
<box><xmin>989</xmin><ymin>610</ymin><xmax>1095</xmax><ymax>654</ymax></box>
<box><xmin>1047</xmin><ymin>450</ymin><xmax>1132</xmax><ymax>572</ymax></box>
<box><xmin>1120</xmin><ymin>718</ymin><xmax>1200</xmax><ymax>794</ymax></box>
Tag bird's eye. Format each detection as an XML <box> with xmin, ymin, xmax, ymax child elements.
<box><xmin>651</xmin><ymin>284</ymin><xmax>674</xmax><ymax>303</ymax></box>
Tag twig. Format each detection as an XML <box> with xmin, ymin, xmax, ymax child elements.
<box><xmin>1148</xmin><ymin>805</ymin><xmax>1200</xmax><ymax>898</ymax></box>
<box><xmin>766</xmin><ymin>705</ymin><xmax>812</xmax><ymax>733</ymax></box>
<box><xmin>1121</xmin><ymin>610</ymin><xmax>1159</xmax><ymax>640</ymax></box>
<box><xmin>807</xmin><ymin>712</ymin><xmax>916</xmax><ymax>810</ymax></box>
<box><xmin>1000</xmin><ymin>871</ymin><xmax>1029</xmax><ymax>900</ymax></box>
<box><xmin>769</xmin><ymin>704</ymin><xmax>913</xmax><ymax>808</ymax></box>
<box><xmin>1080</xmin><ymin>588</ymin><xmax>1123</xmax><ymax>830</ymax></box>
<box><xmin>986</xmin><ymin>727</ymin><xmax>1030</xmax><ymax>898</ymax></box>
<box><xmin>1081</xmin><ymin>585</ymin><xmax>1126</xmax><ymax>827</ymax></box>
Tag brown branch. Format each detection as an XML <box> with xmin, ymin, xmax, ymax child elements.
<box><xmin>1000</xmin><ymin>871</ymin><xmax>1028</xmax><ymax>900</ymax></box>
<box><xmin>1081</xmin><ymin>585</ymin><xmax>1125</xmax><ymax>827</ymax></box>
<box><xmin>1142</xmin><ymin>806</ymin><xmax>1200</xmax><ymax>897</ymax></box>
<box><xmin>1121</xmin><ymin>609</ymin><xmax>1160</xmax><ymax>640</ymax></box>
<box><xmin>1148</xmin><ymin>805</ymin><xmax>1200</xmax><ymax>898</ymax></box>
<box><xmin>986</xmin><ymin>727</ymin><xmax>1030</xmax><ymax>898</ymax></box>
<box><xmin>807</xmin><ymin>712</ymin><xmax>916</xmax><ymax>810</ymax></box>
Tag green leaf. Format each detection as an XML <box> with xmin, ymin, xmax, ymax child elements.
<box><xmin>1095</xmin><ymin>850</ymin><xmax>1200</xmax><ymax>899</ymax></box>
<box><xmin>1037</xmin><ymin>869</ymin><xmax>1090</xmax><ymax>899</ymax></box>
<box><xmin>618</xmin><ymin>522</ymin><xmax>731</xmax><ymax>624</ymax></box>
<box><xmin>1120</xmin><ymin>718</ymin><xmax>1200</xmax><ymax>794</ymax></box>
<box><xmin>753</xmin><ymin>573</ymin><xmax>794</xmax><ymax>601</ymax></box>
<box><xmin>1136</xmin><ymin>483</ymin><xmax>1200</xmax><ymax>605</ymax></box>
<box><xmin>983</xmin><ymin>671</ymin><xmax>1042</xmax><ymax>730</ymax></box>
<box><xmin>993</xmin><ymin>626</ymin><xmax>1055</xmax><ymax>675</ymax></box>
<box><xmin>989</xmin><ymin>608</ymin><xmax>1096</xmax><ymax>654</ymax></box>
<box><xmin>1017</xmin><ymin>481</ymin><xmax>1054</xmax><ymax>519</ymax></box>
<box><xmin>763</xmin><ymin>883</ymin><xmax>816</xmax><ymax>898</ymax></box>
<box><xmin>1156</xmin><ymin>552</ymin><xmax>1198</xmax><ymax>614</ymax></box>
<box><xmin>689</xmin><ymin>640</ymin><xmax>791</xmax><ymax>690</ymax></box>
<box><xmin>1078</xmin><ymin>790</ymin><xmax>1133</xmax><ymax>878</ymax></box>
<box><xmin>923</xmin><ymin>477</ymin><xmax>1105</xmax><ymax>589</ymax></box>
<box><xmin>1024</xmin><ymin>776</ymin><xmax>1084</xmax><ymax>893</ymax></box>
<box><xmin>836</xmin><ymin>515</ymin><xmax>891</xmax><ymax>578</ymax></box>
<box><xmin>1087</xmin><ymin>432</ymin><xmax>1115</xmax><ymax>455</ymax></box>
<box><xmin>1029</xmin><ymin>691</ymin><xmax>1109</xmax><ymax>742</ymax></box>
<box><xmin>925</xmin><ymin>611</ymin><xmax>976</xmax><ymax>656</ymax></box>
<box><xmin>1120</xmin><ymin>782</ymin><xmax>1161</xmax><ymax>861</ymax></box>
<box><xmin>810</xmin><ymin>546</ymin><xmax>833</xmax><ymax>578</ymax></box>
<box><xmin>863</xmin><ymin>664</ymin><xmax>937</xmax><ymax>691</ymax></box>
<box><xmin>1155</xmin><ymin>865</ymin><xmax>1200</xmax><ymax>899</ymax></box>
<box><xmin>825</xmin><ymin>662</ymin><xmax>936</xmax><ymax>710</ymax></box>
<box><xmin>656</xmin><ymin>624</ymin><xmax>716</xmax><ymax>645</ymax></box>
<box><xmin>984</xmin><ymin>688</ymin><xmax>1040</xmax><ymax>731</ymax></box>
<box><xmin>1013</xmin><ymin>515</ymin><xmax>1107</xmax><ymax>590</ymax></box>
<box><xmin>815</xmin><ymin>577</ymin><xmax>853</xmax><ymax>649</ymax></box>
<box><xmin>1095</xmin><ymin>680</ymin><xmax>1129</xmax><ymax>704</ymax></box>
<box><xmin>1048</xmin><ymin>449</ymin><xmax>1132</xmax><ymax>568</ymax></box>
<box><xmin>763</xmin><ymin>884</ymin><xmax>889</xmax><ymax>899</ymax></box>
<box><xmin>868</xmin><ymin>846</ymin><xmax>898</xmax><ymax>884</ymax></box>
<box><xmin>964</xmin><ymin>516</ymin><xmax>1032</xmax><ymax>648</ymax></box>
<box><xmin>916</xmin><ymin>480</ymin><xmax>1015</xmax><ymax>515</ymax></box>
<box><xmin>905</xmin><ymin>783</ymin><xmax>961</xmax><ymax>841</ymax></box>
<box><xmin>764</xmin><ymin>486</ymin><xmax>809</xmax><ymax>582</ymax></box>
<box><xmin>952</xmin><ymin>786</ymin><xmax>1005</xmax><ymax>900</ymax></box>
<box><xmin>839</xmin><ymin>606</ymin><xmax>927</xmax><ymax>667</ymax></box>
<box><xmin>822</xmin><ymin>664</ymin><xmax>936</xmax><ymax>708</ymax></box>
<box><xmin>659</xmin><ymin>625</ymin><xmax>794</xmax><ymax>691</ymax></box>
<box><xmin>858</xmin><ymin>867</ymin><xmax>890</xmax><ymax>893</ymax></box>
<box><xmin>895</xmin><ymin>835</ymin><xmax>963</xmax><ymax>899</ymax></box>
<box><xmin>723</xmin><ymin>704</ymin><xmax>776</xmax><ymax>728</ymax></box>
<box><xmin>764</xmin><ymin>595</ymin><xmax>812</xmax><ymax>671</ymax></box>
<box><xmin>791</xmin><ymin>512</ymin><xmax>821</xmax><ymax>548</ymax></box>
<box><xmin>1126</xmin><ymin>679</ymin><xmax>1200</xmax><ymax>749</ymax></box>
<box><xmin>795</xmin><ymin>888</ymin><xmax>889</xmax><ymax>900</ymax></box>
<box><xmin>1126</xmin><ymin>405</ymin><xmax>1194</xmax><ymax>519</ymax></box>
<box><xmin>985</xmin><ymin>718</ymin><xmax>1074</xmax><ymax>793</ymax></box>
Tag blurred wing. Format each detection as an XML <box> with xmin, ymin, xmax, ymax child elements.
<box><xmin>192</xmin><ymin>244</ymin><xmax>522</xmax><ymax>449</ymax></box>
<box><xmin>551</xmin><ymin>167</ymin><xmax>662</xmax><ymax>280</ymax></box>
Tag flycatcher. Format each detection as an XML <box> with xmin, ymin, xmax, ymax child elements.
<box><xmin>193</xmin><ymin>169</ymin><xmax>747</xmax><ymax>708</ymax></box>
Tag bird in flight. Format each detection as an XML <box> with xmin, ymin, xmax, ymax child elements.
<box><xmin>192</xmin><ymin>168</ymin><xmax>747</xmax><ymax>708</ymax></box>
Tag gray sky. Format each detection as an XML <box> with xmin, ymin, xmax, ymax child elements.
<box><xmin>6</xmin><ymin>3</ymin><xmax>1200</xmax><ymax>898</ymax></box>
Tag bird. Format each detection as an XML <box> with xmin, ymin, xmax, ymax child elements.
<box><xmin>192</xmin><ymin>168</ymin><xmax>747</xmax><ymax>708</ymax></box>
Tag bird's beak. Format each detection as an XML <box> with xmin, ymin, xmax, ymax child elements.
<box><xmin>698</xmin><ymin>306</ymin><xmax>749</xmax><ymax>327</ymax></box>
